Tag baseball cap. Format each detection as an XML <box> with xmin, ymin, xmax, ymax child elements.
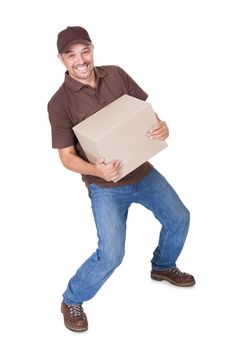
<box><xmin>57</xmin><ymin>26</ymin><xmax>92</xmax><ymax>53</ymax></box>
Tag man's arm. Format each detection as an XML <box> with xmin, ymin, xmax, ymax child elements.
<box><xmin>58</xmin><ymin>145</ymin><xmax>121</xmax><ymax>182</ymax></box>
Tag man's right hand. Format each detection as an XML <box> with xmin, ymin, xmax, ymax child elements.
<box><xmin>95</xmin><ymin>158</ymin><xmax>122</xmax><ymax>182</ymax></box>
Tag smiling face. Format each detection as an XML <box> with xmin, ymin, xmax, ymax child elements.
<box><xmin>59</xmin><ymin>43</ymin><xmax>95</xmax><ymax>85</ymax></box>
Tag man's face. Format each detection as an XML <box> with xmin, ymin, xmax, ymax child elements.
<box><xmin>59</xmin><ymin>43</ymin><xmax>94</xmax><ymax>83</ymax></box>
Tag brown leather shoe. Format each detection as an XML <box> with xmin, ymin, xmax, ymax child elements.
<box><xmin>61</xmin><ymin>301</ymin><xmax>88</xmax><ymax>332</ymax></box>
<box><xmin>151</xmin><ymin>267</ymin><xmax>195</xmax><ymax>287</ymax></box>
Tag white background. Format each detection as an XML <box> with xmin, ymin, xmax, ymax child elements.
<box><xmin>1</xmin><ymin>0</ymin><xmax>233</xmax><ymax>349</ymax></box>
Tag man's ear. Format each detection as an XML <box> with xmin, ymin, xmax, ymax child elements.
<box><xmin>57</xmin><ymin>53</ymin><xmax>65</xmax><ymax>66</ymax></box>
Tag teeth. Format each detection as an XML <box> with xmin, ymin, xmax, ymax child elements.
<box><xmin>75</xmin><ymin>64</ymin><xmax>88</xmax><ymax>72</ymax></box>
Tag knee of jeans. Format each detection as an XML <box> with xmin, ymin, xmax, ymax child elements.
<box><xmin>169</xmin><ymin>205</ymin><xmax>190</xmax><ymax>229</ymax></box>
<box><xmin>178</xmin><ymin>206</ymin><xmax>190</xmax><ymax>227</ymax></box>
<box><xmin>99</xmin><ymin>249</ymin><xmax>125</xmax><ymax>269</ymax></box>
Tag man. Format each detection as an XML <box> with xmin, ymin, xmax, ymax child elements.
<box><xmin>48</xmin><ymin>26</ymin><xmax>195</xmax><ymax>332</ymax></box>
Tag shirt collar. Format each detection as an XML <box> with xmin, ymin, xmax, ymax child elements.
<box><xmin>64</xmin><ymin>67</ymin><xmax>106</xmax><ymax>92</ymax></box>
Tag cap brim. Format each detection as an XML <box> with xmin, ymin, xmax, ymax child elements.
<box><xmin>59</xmin><ymin>39</ymin><xmax>92</xmax><ymax>53</ymax></box>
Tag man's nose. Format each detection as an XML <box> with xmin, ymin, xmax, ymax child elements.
<box><xmin>75</xmin><ymin>53</ymin><xmax>85</xmax><ymax>64</ymax></box>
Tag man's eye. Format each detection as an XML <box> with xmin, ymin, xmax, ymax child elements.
<box><xmin>83</xmin><ymin>50</ymin><xmax>90</xmax><ymax>55</ymax></box>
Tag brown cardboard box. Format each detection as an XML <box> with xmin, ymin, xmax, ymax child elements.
<box><xmin>73</xmin><ymin>94</ymin><xmax>167</xmax><ymax>182</ymax></box>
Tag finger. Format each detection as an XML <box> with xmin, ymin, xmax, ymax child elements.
<box><xmin>148</xmin><ymin>125</ymin><xmax>159</xmax><ymax>135</ymax></box>
<box><xmin>151</xmin><ymin>124</ymin><xmax>167</xmax><ymax>135</ymax></box>
<box><xmin>148</xmin><ymin>131</ymin><xmax>163</xmax><ymax>139</ymax></box>
<box><xmin>96</xmin><ymin>157</ymin><xmax>105</xmax><ymax>165</ymax></box>
<box><xmin>110</xmin><ymin>171</ymin><xmax>121</xmax><ymax>181</ymax></box>
<box><xmin>152</xmin><ymin>129</ymin><xmax>166</xmax><ymax>137</ymax></box>
<box><xmin>106</xmin><ymin>170</ymin><xmax>120</xmax><ymax>181</ymax></box>
<box><xmin>148</xmin><ymin>122</ymin><xmax>164</xmax><ymax>136</ymax></box>
<box><xmin>149</xmin><ymin>128</ymin><xmax>168</xmax><ymax>138</ymax></box>
<box><xmin>113</xmin><ymin>160</ymin><xmax>122</xmax><ymax>168</ymax></box>
<box><xmin>110</xmin><ymin>160</ymin><xmax>122</xmax><ymax>168</ymax></box>
<box><xmin>106</xmin><ymin>162</ymin><xmax>114</xmax><ymax>170</ymax></box>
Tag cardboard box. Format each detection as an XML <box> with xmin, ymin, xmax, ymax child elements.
<box><xmin>73</xmin><ymin>94</ymin><xmax>167</xmax><ymax>182</ymax></box>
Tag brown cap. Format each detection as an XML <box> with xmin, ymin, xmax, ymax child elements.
<box><xmin>57</xmin><ymin>26</ymin><xmax>92</xmax><ymax>53</ymax></box>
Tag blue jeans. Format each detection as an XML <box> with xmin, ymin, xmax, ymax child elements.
<box><xmin>63</xmin><ymin>169</ymin><xmax>190</xmax><ymax>305</ymax></box>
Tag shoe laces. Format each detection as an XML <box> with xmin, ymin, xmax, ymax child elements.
<box><xmin>169</xmin><ymin>267</ymin><xmax>186</xmax><ymax>276</ymax></box>
<box><xmin>68</xmin><ymin>304</ymin><xmax>84</xmax><ymax>317</ymax></box>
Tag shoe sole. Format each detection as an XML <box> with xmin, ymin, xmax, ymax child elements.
<box><xmin>151</xmin><ymin>274</ymin><xmax>195</xmax><ymax>287</ymax></box>
<box><xmin>64</xmin><ymin>323</ymin><xmax>88</xmax><ymax>332</ymax></box>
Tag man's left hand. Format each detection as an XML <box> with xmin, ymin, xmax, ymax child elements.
<box><xmin>147</xmin><ymin>120</ymin><xmax>169</xmax><ymax>141</ymax></box>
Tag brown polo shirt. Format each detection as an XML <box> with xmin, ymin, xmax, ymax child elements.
<box><xmin>48</xmin><ymin>65</ymin><xmax>153</xmax><ymax>187</ymax></box>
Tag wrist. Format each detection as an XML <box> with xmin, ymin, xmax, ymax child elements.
<box><xmin>88</xmin><ymin>162</ymin><xmax>99</xmax><ymax>177</ymax></box>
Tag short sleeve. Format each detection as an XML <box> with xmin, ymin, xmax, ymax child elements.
<box><xmin>116</xmin><ymin>66</ymin><xmax>148</xmax><ymax>101</ymax></box>
<box><xmin>48</xmin><ymin>95</ymin><xmax>76</xmax><ymax>149</ymax></box>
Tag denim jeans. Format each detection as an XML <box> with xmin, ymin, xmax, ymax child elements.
<box><xmin>63</xmin><ymin>168</ymin><xmax>190</xmax><ymax>305</ymax></box>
